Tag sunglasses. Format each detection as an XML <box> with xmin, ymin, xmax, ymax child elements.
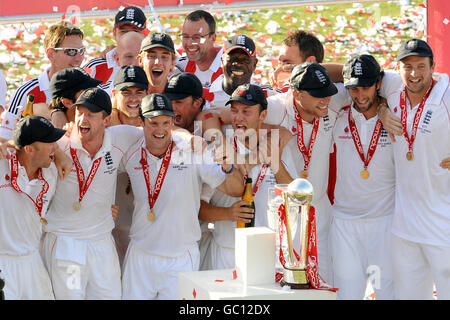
<box><xmin>52</xmin><ymin>47</ymin><xmax>86</xmax><ymax>56</ymax></box>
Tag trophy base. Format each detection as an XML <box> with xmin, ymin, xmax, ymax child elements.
<box><xmin>280</xmin><ymin>279</ymin><xmax>311</xmax><ymax>289</ymax></box>
<box><xmin>280</xmin><ymin>266</ymin><xmax>311</xmax><ymax>289</ymax></box>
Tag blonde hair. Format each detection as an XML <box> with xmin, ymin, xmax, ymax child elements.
<box><xmin>44</xmin><ymin>21</ymin><xmax>84</xmax><ymax>50</ymax></box>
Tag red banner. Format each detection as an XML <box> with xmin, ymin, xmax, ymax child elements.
<box><xmin>0</xmin><ymin>0</ymin><xmax>248</xmax><ymax>17</ymax></box>
<box><xmin>427</xmin><ymin>0</ymin><xmax>450</xmax><ymax>74</ymax></box>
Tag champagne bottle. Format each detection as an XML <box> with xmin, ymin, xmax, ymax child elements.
<box><xmin>237</xmin><ymin>177</ymin><xmax>255</xmax><ymax>228</ymax></box>
<box><xmin>21</xmin><ymin>94</ymin><xmax>34</xmax><ymax>118</ymax></box>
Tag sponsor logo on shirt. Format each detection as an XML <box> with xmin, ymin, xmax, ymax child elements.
<box><xmin>418</xmin><ymin>110</ymin><xmax>432</xmax><ymax>134</ymax></box>
<box><xmin>322</xmin><ymin>115</ymin><xmax>333</xmax><ymax>133</ymax></box>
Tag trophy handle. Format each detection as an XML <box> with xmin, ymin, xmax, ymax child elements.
<box><xmin>299</xmin><ymin>203</ymin><xmax>310</xmax><ymax>269</ymax></box>
<box><xmin>283</xmin><ymin>191</ymin><xmax>295</xmax><ymax>265</ymax></box>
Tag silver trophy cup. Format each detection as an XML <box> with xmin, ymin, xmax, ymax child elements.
<box><xmin>280</xmin><ymin>178</ymin><xmax>313</xmax><ymax>289</ymax></box>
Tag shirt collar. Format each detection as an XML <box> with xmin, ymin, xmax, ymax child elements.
<box><xmin>106</xmin><ymin>48</ymin><xmax>118</xmax><ymax>69</ymax></box>
<box><xmin>39</xmin><ymin>68</ymin><xmax>51</xmax><ymax>92</ymax></box>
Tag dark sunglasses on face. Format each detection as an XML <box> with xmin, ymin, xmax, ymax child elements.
<box><xmin>52</xmin><ymin>47</ymin><xmax>86</xmax><ymax>56</ymax></box>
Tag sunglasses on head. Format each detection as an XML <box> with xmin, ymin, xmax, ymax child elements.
<box><xmin>52</xmin><ymin>47</ymin><xmax>86</xmax><ymax>56</ymax></box>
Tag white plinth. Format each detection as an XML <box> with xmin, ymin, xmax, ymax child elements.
<box><xmin>235</xmin><ymin>227</ymin><xmax>275</xmax><ymax>286</ymax></box>
<box><xmin>178</xmin><ymin>268</ymin><xmax>336</xmax><ymax>300</ymax></box>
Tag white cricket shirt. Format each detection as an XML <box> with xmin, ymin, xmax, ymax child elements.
<box><xmin>43</xmin><ymin>125</ymin><xmax>143</xmax><ymax>241</ymax></box>
<box><xmin>332</xmin><ymin>105</ymin><xmax>395</xmax><ymax>219</ymax></box>
<box><xmin>122</xmin><ymin>133</ymin><xmax>226</xmax><ymax>258</ymax></box>
<box><xmin>0</xmin><ymin>156</ymin><xmax>57</xmax><ymax>255</ymax></box>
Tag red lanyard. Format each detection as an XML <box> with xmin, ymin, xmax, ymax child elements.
<box><xmin>348</xmin><ymin>106</ymin><xmax>383</xmax><ymax>179</ymax></box>
<box><xmin>70</xmin><ymin>148</ymin><xmax>102</xmax><ymax>210</ymax></box>
<box><xmin>233</xmin><ymin>136</ymin><xmax>269</xmax><ymax>196</ymax></box>
<box><xmin>140</xmin><ymin>141</ymin><xmax>173</xmax><ymax>221</ymax></box>
<box><xmin>293</xmin><ymin>105</ymin><xmax>320</xmax><ymax>178</ymax></box>
<box><xmin>10</xmin><ymin>153</ymin><xmax>49</xmax><ymax>224</ymax></box>
<box><xmin>399</xmin><ymin>80</ymin><xmax>434</xmax><ymax>160</ymax></box>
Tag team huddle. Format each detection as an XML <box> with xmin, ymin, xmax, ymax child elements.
<box><xmin>0</xmin><ymin>6</ymin><xmax>449</xmax><ymax>300</ymax></box>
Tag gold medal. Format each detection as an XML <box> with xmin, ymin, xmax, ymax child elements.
<box><xmin>72</xmin><ymin>201</ymin><xmax>81</xmax><ymax>211</ymax></box>
<box><xmin>406</xmin><ymin>151</ymin><xmax>413</xmax><ymax>161</ymax></box>
<box><xmin>40</xmin><ymin>217</ymin><xmax>48</xmax><ymax>225</ymax></box>
<box><xmin>147</xmin><ymin>211</ymin><xmax>155</xmax><ymax>222</ymax></box>
<box><xmin>360</xmin><ymin>169</ymin><xmax>370</xmax><ymax>179</ymax></box>
<box><xmin>300</xmin><ymin>170</ymin><xmax>309</xmax><ymax>179</ymax></box>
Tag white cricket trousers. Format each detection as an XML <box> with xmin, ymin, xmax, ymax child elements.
<box><xmin>210</xmin><ymin>237</ymin><xmax>235</xmax><ymax>270</ymax></box>
<box><xmin>41</xmin><ymin>232</ymin><xmax>122</xmax><ymax>300</ymax></box>
<box><xmin>331</xmin><ymin>215</ymin><xmax>394</xmax><ymax>300</ymax></box>
<box><xmin>122</xmin><ymin>241</ymin><xmax>200</xmax><ymax>300</ymax></box>
<box><xmin>0</xmin><ymin>250</ymin><xmax>54</xmax><ymax>300</ymax></box>
<box><xmin>391</xmin><ymin>234</ymin><xmax>450</xmax><ymax>300</ymax></box>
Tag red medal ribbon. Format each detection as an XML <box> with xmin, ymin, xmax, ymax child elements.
<box><xmin>293</xmin><ymin>105</ymin><xmax>320</xmax><ymax>172</ymax></box>
<box><xmin>140</xmin><ymin>141</ymin><xmax>173</xmax><ymax>212</ymax></box>
<box><xmin>10</xmin><ymin>153</ymin><xmax>49</xmax><ymax>218</ymax></box>
<box><xmin>70</xmin><ymin>148</ymin><xmax>102</xmax><ymax>204</ymax></box>
<box><xmin>399</xmin><ymin>80</ymin><xmax>435</xmax><ymax>154</ymax></box>
<box><xmin>348</xmin><ymin>106</ymin><xmax>383</xmax><ymax>171</ymax></box>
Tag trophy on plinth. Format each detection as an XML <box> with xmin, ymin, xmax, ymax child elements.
<box><xmin>269</xmin><ymin>178</ymin><xmax>314</xmax><ymax>289</ymax></box>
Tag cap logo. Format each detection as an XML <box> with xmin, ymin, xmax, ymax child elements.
<box><xmin>39</xmin><ymin>117</ymin><xmax>52</xmax><ymax>128</ymax></box>
<box><xmin>246</xmin><ymin>94</ymin><xmax>253</xmax><ymax>101</ymax></box>
<box><xmin>155</xmin><ymin>96</ymin><xmax>165</xmax><ymax>108</ymax></box>
<box><xmin>84</xmin><ymin>88</ymin><xmax>96</xmax><ymax>99</ymax></box>
<box><xmin>315</xmin><ymin>70</ymin><xmax>327</xmax><ymax>84</ymax></box>
<box><xmin>168</xmin><ymin>77</ymin><xmax>178</xmax><ymax>88</ymax></box>
<box><xmin>354</xmin><ymin>62</ymin><xmax>363</xmax><ymax>76</ymax></box>
<box><xmin>406</xmin><ymin>40</ymin><xmax>417</xmax><ymax>49</ymax></box>
<box><xmin>237</xmin><ymin>35</ymin><xmax>246</xmax><ymax>46</ymax></box>
<box><xmin>153</xmin><ymin>33</ymin><xmax>163</xmax><ymax>41</ymax></box>
<box><xmin>127</xmin><ymin>67</ymin><xmax>136</xmax><ymax>79</ymax></box>
<box><xmin>126</xmin><ymin>8</ymin><xmax>135</xmax><ymax>21</ymax></box>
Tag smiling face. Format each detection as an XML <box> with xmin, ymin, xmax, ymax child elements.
<box><xmin>48</xmin><ymin>35</ymin><xmax>84</xmax><ymax>72</ymax></box>
<box><xmin>74</xmin><ymin>106</ymin><xmax>109</xmax><ymax>146</ymax></box>
<box><xmin>293</xmin><ymin>90</ymin><xmax>331</xmax><ymax>122</ymax></box>
<box><xmin>398</xmin><ymin>55</ymin><xmax>435</xmax><ymax>96</ymax></box>
<box><xmin>139</xmin><ymin>47</ymin><xmax>175</xmax><ymax>91</ymax></box>
<box><xmin>113</xmin><ymin>86</ymin><xmax>147</xmax><ymax>118</ymax></box>
<box><xmin>181</xmin><ymin>18</ymin><xmax>215</xmax><ymax>62</ymax></box>
<box><xmin>222</xmin><ymin>49</ymin><xmax>257</xmax><ymax>93</ymax></box>
<box><xmin>170</xmin><ymin>95</ymin><xmax>203</xmax><ymax>132</ymax></box>
<box><xmin>143</xmin><ymin>115</ymin><xmax>174</xmax><ymax>156</ymax></box>
<box><xmin>348</xmin><ymin>82</ymin><xmax>380</xmax><ymax>114</ymax></box>
<box><xmin>30</xmin><ymin>141</ymin><xmax>59</xmax><ymax>169</ymax></box>
<box><xmin>230</xmin><ymin>101</ymin><xmax>266</xmax><ymax>146</ymax></box>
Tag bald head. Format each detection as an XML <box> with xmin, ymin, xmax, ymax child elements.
<box><xmin>115</xmin><ymin>31</ymin><xmax>145</xmax><ymax>66</ymax></box>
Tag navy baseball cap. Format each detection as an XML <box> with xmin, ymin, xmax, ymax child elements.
<box><xmin>73</xmin><ymin>88</ymin><xmax>112</xmax><ymax>115</ymax></box>
<box><xmin>290</xmin><ymin>62</ymin><xmax>338</xmax><ymax>98</ymax></box>
<box><xmin>13</xmin><ymin>116</ymin><xmax>66</xmax><ymax>148</ymax></box>
<box><xmin>113</xmin><ymin>65</ymin><xmax>148</xmax><ymax>91</ymax></box>
<box><xmin>396</xmin><ymin>38</ymin><xmax>433</xmax><ymax>62</ymax></box>
<box><xmin>50</xmin><ymin>67</ymin><xmax>102</xmax><ymax>99</ymax></box>
<box><xmin>225</xmin><ymin>34</ymin><xmax>256</xmax><ymax>57</ymax></box>
<box><xmin>343</xmin><ymin>54</ymin><xmax>381</xmax><ymax>89</ymax></box>
<box><xmin>140</xmin><ymin>32</ymin><xmax>175</xmax><ymax>54</ymax></box>
<box><xmin>140</xmin><ymin>93</ymin><xmax>175</xmax><ymax>119</ymax></box>
<box><xmin>226</xmin><ymin>83</ymin><xmax>267</xmax><ymax>110</ymax></box>
<box><xmin>114</xmin><ymin>6</ymin><xmax>146</xmax><ymax>31</ymax></box>
<box><xmin>164</xmin><ymin>72</ymin><xmax>203</xmax><ymax>101</ymax></box>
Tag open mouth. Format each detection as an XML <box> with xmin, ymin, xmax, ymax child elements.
<box><xmin>151</xmin><ymin>69</ymin><xmax>164</xmax><ymax>79</ymax></box>
<box><xmin>174</xmin><ymin>114</ymin><xmax>182</xmax><ymax>124</ymax></box>
<box><xmin>79</xmin><ymin>125</ymin><xmax>90</xmax><ymax>135</ymax></box>
<box><xmin>127</xmin><ymin>104</ymin><xmax>139</xmax><ymax>109</ymax></box>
